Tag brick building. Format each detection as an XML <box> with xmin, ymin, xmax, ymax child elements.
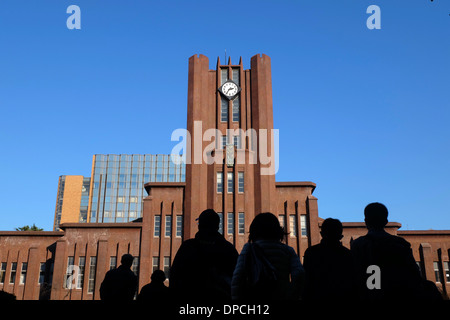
<box><xmin>1</xmin><ymin>54</ymin><xmax>449</xmax><ymax>300</ymax></box>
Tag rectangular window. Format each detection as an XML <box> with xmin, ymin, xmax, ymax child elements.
<box><xmin>233</xmin><ymin>135</ymin><xmax>241</xmax><ymax>149</ymax></box>
<box><xmin>152</xmin><ymin>257</ymin><xmax>159</xmax><ymax>273</ymax></box>
<box><xmin>88</xmin><ymin>257</ymin><xmax>96</xmax><ymax>293</ymax></box>
<box><xmin>232</xmin><ymin>96</ymin><xmax>240</xmax><ymax>122</ymax></box>
<box><xmin>77</xmin><ymin>257</ymin><xmax>85</xmax><ymax>289</ymax></box>
<box><xmin>300</xmin><ymin>215</ymin><xmax>308</xmax><ymax>237</ymax></box>
<box><xmin>222</xmin><ymin>135</ymin><xmax>228</xmax><ymax>149</ymax></box>
<box><xmin>20</xmin><ymin>262</ymin><xmax>27</xmax><ymax>285</ymax></box>
<box><xmin>232</xmin><ymin>68</ymin><xmax>240</xmax><ymax>85</ymax></box>
<box><xmin>163</xmin><ymin>257</ymin><xmax>170</xmax><ymax>279</ymax></box>
<box><xmin>238</xmin><ymin>172</ymin><xmax>244</xmax><ymax>193</ymax></box>
<box><xmin>65</xmin><ymin>256</ymin><xmax>74</xmax><ymax>289</ymax></box>
<box><xmin>218</xmin><ymin>212</ymin><xmax>224</xmax><ymax>235</ymax></box>
<box><xmin>0</xmin><ymin>262</ymin><xmax>6</xmax><ymax>284</ymax></box>
<box><xmin>165</xmin><ymin>216</ymin><xmax>172</xmax><ymax>237</ymax></box>
<box><xmin>221</xmin><ymin>97</ymin><xmax>228</xmax><ymax>122</ymax></box>
<box><xmin>10</xmin><ymin>262</ymin><xmax>17</xmax><ymax>284</ymax></box>
<box><xmin>221</xmin><ymin>68</ymin><xmax>228</xmax><ymax>84</ymax></box>
<box><xmin>176</xmin><ymin>216</ymin><xmax>183</xmax><ymax>237</ymax></box>
<box><xmin>132</xmin><ymin>257</ymin><xmax>139</xmax><ymax>276</ymax></box>
<box><xmin>227</xmin><ymin>213</ymin><xmax>234</xmax><ymax>235</ymax></box>
<box><xmin>444</xmin><ymin>262</ymin><xmax>450</xmax><ymax>283</ymax></box>
<box><xmin>238</xmin><ymin>212</ymin><xmax>245</xmax><ymax>235</ymax></box>
<box><xmin>154</xmin><ymin>215</ymin><xmax>161</xmax><ymax>237</ymax></box>
<box><xmin>278</xmin><ymin>214</ymin><xmax>286</xmax><ymax>230</ymax></box>
<box><xmin>109</xmin><ymin>257</ymin><xmax>117</xmax><ymax>270</ymax></box>
<box><xmin>39</xmin><ymin>263</ymin><xmax>46</xmax><ymax>285</ymax></box>
<box><xmin>217</xmin><ymin>172</ymin><xmax>223</xmax><ymax>193</ymax></box>
<box><xmin>227</xmin><ymin>172</ymin><xmax>234</xmax><ymax>193</ymax></box>
<box><xmin>434</xmin><ymin>262</ymin><xmax>442</xmax><ymax>283</ymax></box>
<box><xmin>289</xmin><ymin>215</ymin><xmax>297</xmax><ymax>237</ymax></box>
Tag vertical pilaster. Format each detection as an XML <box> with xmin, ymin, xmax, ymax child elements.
<box><xmin>419</xmin><ymin>243</ymin><xmax>434</xmax><ymax>281</ymax></box>
<box><xmin>23</xmin><ymin>247</ymin><xmax>39</xmax><ymax>300</ymax></box>
<box><xmin>306</xmin><ymin>195</ymin><xmax>320</xmax><ymax>246</ymax></box>
<box><xmin>50</xmin><ymin>238</ymin><xmax>67</xmax><ymax>300</ymax></box>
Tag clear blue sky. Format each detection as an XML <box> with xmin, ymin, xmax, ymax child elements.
<box><xmin>0</xmin><ymin>0</ymin><xmax>449</xmax><ymax>231</ymax></box>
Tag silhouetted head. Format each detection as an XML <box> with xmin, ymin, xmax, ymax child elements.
<box><xmin>364</xmin><ymin>202</ymin><xmax>388</xmax><ymax>231</ymax></box>
<box><xmin>151</xmin><ymin>270</ymin><xmax>166</xmax><ymax>284</ymax></box>
<box><xmin>249</xmin><ymin>212</ymin><xmax>286</xmax><ymax>242</ymax></box>
<box><xmin>196</xmin><ymin>209</ymin><xmax>220</xmax><ymax>232</ymax></box>
<box><xmin>120</xmin><ymin>254</ymin><xmax>134</xmax><ymax>269</ymax></box>
<box><xmin>320</xmin><ymin>218</ymin><xmax>343</xmax><ymax>242</ymax></box>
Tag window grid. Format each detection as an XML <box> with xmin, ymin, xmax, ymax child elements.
<box><xmin>434</xmin><ymin>262</ymin><xmax>442</xmax><ymax>283</ymax></box>
<box><xmin>88</xmin><ymin>257</ymin><xmax>97</xmax><ymax>293</ymax></box>
<box><xmin>238</xmin><ymin>213</ymin><xmax>245</xmax><ymax>235</ymax></box>
<box><xmin>163</xmin><ymin>257</ymin><xmax>170</xmax><ymax>279</ymax></box>
<box><xmin>227</xmin><ymin>213</ymin><xmax>234</xmax><ymax>235</ymax></box>
<box><xmin>300</xmin><ymin>215</ymin><xmax>308</xmax><ymax>237</ymax></box>
<box><xmin>221</xmin><ymin>97</ymin><xmax>228</xmax><ymax>122</ymax></box>
<box><xmin>90</xmin><ymin>154</ymin><xmax>185</xmax><ymax>224</ymax></box>
<box><xmin>238</xmin><ymin>172</ymin><xmax>244</xmax><ymax>193</ymax></box>
<box><xmin>77</xmin><ymin>257</ymin><xmax>85</xmax><ymax>289</ymax></box>
<box><xmin>217</xmin><ymin>172</ymin><xmax>223</xmax><ymax>193</ymax></box>
<box><xmin>218</xmin><ymin>212</ymin><xmax>224</xmax><ymax>235</ymax></box>
<box><xmin>444</xmin><ymin>262</ymin><xmax>450</xmax><ymax>282</ymax></box>
<box><xmin>152</xmin><ymin>257</ymin><xmax>160</xmax><ymax>273</ymax></box>
<box><xmin>10</xmin><ymin>262</ymin><xmax>17</xmax><ymax>284</ymax></box>
<box><xmin>289</xmin><ymin>215</ymin><xmax>297</xmax><ymax>237</ymax></box>
<box><xmin>227</xmin><ymin>172</ymin><xmax>234</xmax><ymax>194</ymax></box>
<box><xmin>154</xmin><ymin>215</ymin><xmax>161</xmax><ymax>237</ymax></box>
<box><xmin>176</xmin><ymin>216</ymin><xmax>183</xmax><ymax>237</ymax></box>
<box><xmin>165</xmin><ymin>216</ymin><xmax>172</xmax><ymax>237</ymax></box>
<box><xmin>232</xmin><ymin>96</ymin><xmax>240</xmax><ymax>122</ymax></box>
<box><xmin>0</xmin><ymin>262</ymin><xmax>7</xmax><ymax>284</ymax></box>
<box><xmin>20</xmin><ymin>262</ymin><xmax>27</xmax><ymax>285</ymax></box>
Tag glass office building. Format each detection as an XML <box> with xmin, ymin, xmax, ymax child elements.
<box><xmin>89</xmin><ymin>154</ymin><xmax>185</xmax><ymax>223</ymax></box>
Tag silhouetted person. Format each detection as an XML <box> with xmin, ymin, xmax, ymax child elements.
<box><xmin>137</xmin><ymin>269</ymin><xmax>170</xmax><ymax>302</ymax></box>
<box><xmin>169</xmin><ymin>209</ymin><xmax>239</xmax><ymax>301</ymax></box>
<box><xmin>231</xmin><ymin>212</ymin><xmax>305</xmax><ymax>300</ymax></box>
<box><xmin>0</xmin><ymin>290</ymin><xmax>16</xmax><ymax>301</ymax></box>
<box><xmin>100</xmin><ymin>254</ymin><xmax>138</xmax><ymax>301</ymax></box>
<box><xmin>303</xmin><ymin>218</ymin><xmax>357</xmax><ymax>300</ymax></box>
<box><xmin>351</xmin><ymin>202</ymin><xmax>426</xmax><ymax>300</ymax></box>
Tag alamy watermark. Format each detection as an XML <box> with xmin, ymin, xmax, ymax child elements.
<box><xmin>170</xmin><ymin>121</ymin><xmax>279</xmax><ymax>175</ymax></box>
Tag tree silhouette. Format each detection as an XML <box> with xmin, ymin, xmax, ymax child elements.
<box><xmin>15</xmin><ymin>224</ymin><xmax>43</xmax><ymax>231</ymax></box>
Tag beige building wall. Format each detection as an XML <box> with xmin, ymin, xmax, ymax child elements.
<box><xmin>59</xmin><ymin>175</ymin><xmax>84</xmax><ymax>225</ymax></box>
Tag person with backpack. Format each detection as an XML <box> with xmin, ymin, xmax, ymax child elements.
<box><xmin>169</xmin><ymin>209</ymin><xmax>239</xmax><ymax>301</ymax></box>
<box><xmin>231</xmin><ymin>212</ymin><xmax>305</xmax><ymax>300</ymax></box>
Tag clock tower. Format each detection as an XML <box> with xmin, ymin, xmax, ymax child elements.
<box><xmin>140</xmin><ymin>54</ymin><xmax>319</xmax><ymax>288</ymax></box>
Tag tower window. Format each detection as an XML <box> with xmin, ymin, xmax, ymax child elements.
<box><xmin>238</xmin><ymin>172</ymin><xmax>244</xmax><ymax>193</ymax></box>
<box><xmin>300</xmin><ymin>215</ymin><xmax>308</xmax><ymax>237</ymax></box>
<box><xmin>218</xmin><ymin>212</ymin><xmax>224</xmax><ymax>234</ymax></box>
<box><xmin>227</xmin><ymin>213</ymin><xmax>234</xmax><ymax>235</ymax></box>
<box><xmin>289</xmin><ymin>215</ymin><xmax>297</xmax><ymax>237</ymax></box>
<box><xmin>217</xmin><ymin>172</ymin><xmax>223</xmax><ymax>193</ymax></box>
<box><xmin>221</xmin><ymin>69</ymin><xmax>228</xmax><ymax>85</ymax></box>
<box><xmin>227</xmin><ymin>172</ymin><xmax>234</xmax><ymax>193</ymax></box>
<box><xmin>221</xmin><ymin>97</ymin><xmax>228</xmax><ymax>122</ymax></box>
<box><xmin>434</xmin><ymin>262</ymin><xmax>442</xmax><ymax>283</ymax></box>
<box><xmin>232</xmin><ymin>96</ymin><xmax>240</xmax><ymax>122</ymax></box>
<box><xmin>232</xmin><ymin>68</ymin><xmax>240</xmax><ymax>85</ymax></box>
<box><xmin>154</xmin><ymin>215</ymin><xmax>161</xmax><ymax>237</ymax></box>
<box><xmin>238</xmin><ymin>212</ymin><xmax>245</xmax><ymax>234</ymax></box>
<box><xmin>176</xmin><ymin>215</ymin><xmax>183</xmax><ymax>237</ymax></box>
<box><xmin>165</xmin><ymin>215</ymin><xmax>172</xmax><ymax>237</ymax></box>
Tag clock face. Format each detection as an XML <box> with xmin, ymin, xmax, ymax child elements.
<box><xmin>220</xmin><ymin>81</ymin><xmax>240</xmax><ymax>99</ymax></box>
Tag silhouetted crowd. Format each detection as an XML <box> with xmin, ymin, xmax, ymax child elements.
<box><xmin>99</xmin><ymin>203</ymin><xmax>444</xmax><ymax>302</ymax></box>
